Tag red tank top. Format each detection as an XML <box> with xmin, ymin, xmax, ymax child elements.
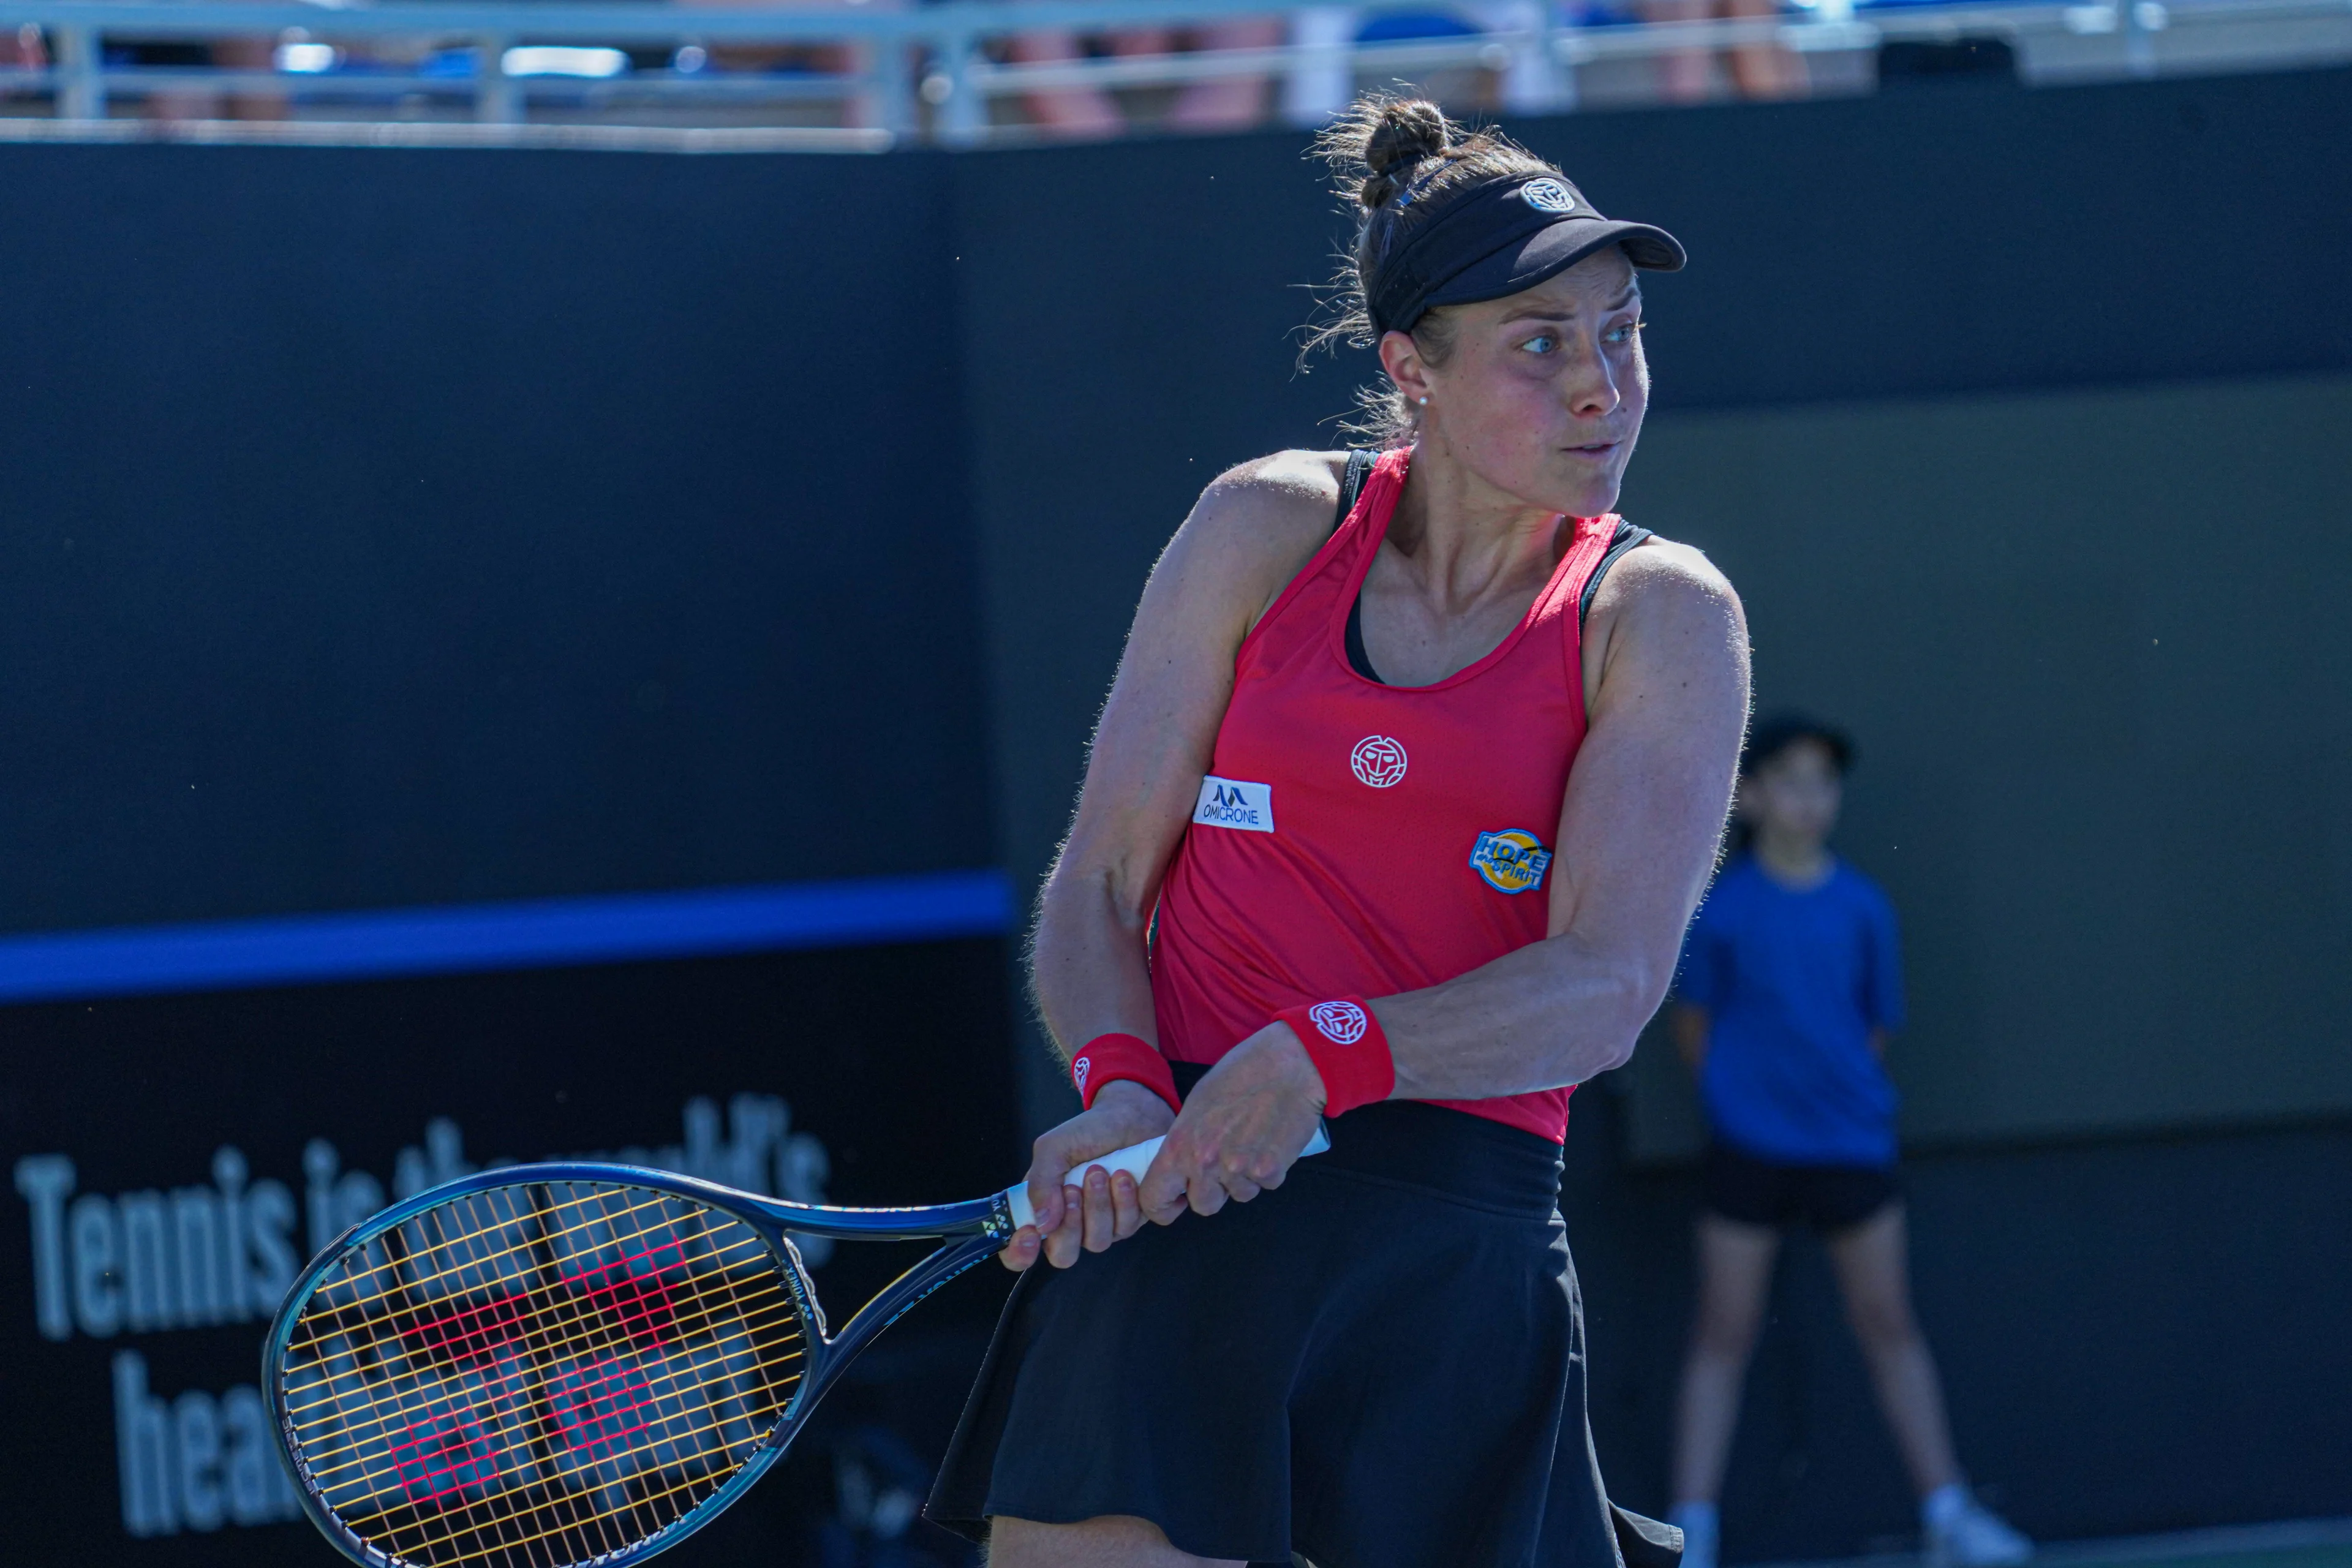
<box><xmin>1152</xmin><ymin>448</ymin><xmax>1621</xmax><ymax>1144</ymax></box>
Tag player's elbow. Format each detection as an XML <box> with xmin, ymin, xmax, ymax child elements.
<box><xmin>1521</xmin><ymin>937</ymin><xmax>1673</xmax><ymax>1082</ymax></box>
<box><xmin>1588</xmin><ymin>1034</ymin><xmax>1640</xmax><ymax>1080</ymax></box>
<box><xmin>1592</xmin><ymin>954</ymin><xmax>1674</xmax><ymax>1074</ymax></box>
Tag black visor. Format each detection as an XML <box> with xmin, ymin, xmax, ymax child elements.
<box><xmin>1366</xmin><ymin>173</ymin><xmax>1685</xmax><ymax>338</ymax></box>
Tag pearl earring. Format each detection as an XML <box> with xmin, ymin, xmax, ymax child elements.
<box><xmin>1417</xmin><ymin>395</ymin><xmax>1428</xmax><ymax>406</ymax></box>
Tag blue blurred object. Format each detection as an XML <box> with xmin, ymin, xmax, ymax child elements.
<box><xmin>1357</xmin><ymin>10</ymin><xmax>1482</xmax><ymax>42</ymax></box>
<box><xmin>0</xmin><ymin>871</ymin><xmax>1012</xmax><ymax>1005</ymax></box>
<box><xmin>1557</xmin><ymin>0</ymin><xmax>1645</xmax><ymax>26</ymax></box>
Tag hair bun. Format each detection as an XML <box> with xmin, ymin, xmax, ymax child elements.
<box><xmin>1359</xmin><ymin>99</ymin><xmax>1452</xmax><ymax>209</ymax></box>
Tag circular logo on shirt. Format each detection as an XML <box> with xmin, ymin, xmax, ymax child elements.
<box><xmin>1519</xmin><ymin>178</ymin><xmax>1578</xmax><ymax>214</ymax></box>
<box><xmin>1306</xmin><ymin>1000</ymin><xmax>1369</xmax><ymax>1046</ymax></box>
<box><xmin>1349</xmin><ymin>735</ymin><xmax>1408</xmax><ymax>788</ymax></box>
<box><xmin>1470</xmin><ymin>828</ymin><xmax>1555</xmax><ymax>894</ymax></box>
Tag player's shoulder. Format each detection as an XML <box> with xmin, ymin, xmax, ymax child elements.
<box><xmin>1594</xmin><ymin>531</ymin><xmax>1737</xmax><ymax>618</ymax></box>
<box><xmin>1156</xmin><ymin>450</ymin><xmax>1354</xmax><ymax>618</ymax></box>
<box><xmin>1583</xmin><ymin>529</ymin><xmax>1744</xmax><ymax>679</ymax></box>
<box><xmin>1184</xmin><ymin>448</ymin><xmax>1351</xmax><ymax>551</ymax></box>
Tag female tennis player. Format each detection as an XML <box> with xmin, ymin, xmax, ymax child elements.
<box><xmin>928</xmin><ymin>97</ymin><xmax>1751</xmax><ymax>1568</ymax></box>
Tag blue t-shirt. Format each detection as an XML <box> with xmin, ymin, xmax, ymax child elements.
<box><xmin>1673</xmin><ymin>854</ymin><xmax>1905</xmax><ymax>1168</ymax></box>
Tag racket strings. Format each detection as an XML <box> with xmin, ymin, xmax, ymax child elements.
<box><xmin>293</xmin><ymin>1185</ymin><xmax>797</xmax><ymax>1566</ymax></box>
<box><xmin>279</xmin><ymin>1219</ymin><xmax>783</xmax><ymax>1438</ymax></box>
<box><xmin>296</xmin><ymin>1260</ymin><xmax>762</xmax><ymax>1561</ymax></box>
<box><xmin>284</xmin><ymin>1197</ymin><xmax>780</xmax><ymax>1463</ymax></box>
<box><xmin>284</xmin><ymin>1185</ymin><xmax>722</xmax><ymax>1352</ymax></box>
<box><xmin>279</xmin><ymin>1182</ymin><xmax>809</xmax><ymax>1568</ymax></box>
<box><xmin>287</xmin><ymin>1283</ymin><xmax>802</xmax><ymax>1483</ymax></box>
<box><xmin>286</xmin><ymin>1182</ymin><xmax>782</xmax><ymax>1398</ymax></box>
<box><xmin>287</xmin><ymin>1324</ymin><xmax>802</xmax><ymax>1494</ymax></box>
<box><xmin>308</xmin><ymin>1189</ymin><xmax>799</xmax><ymax>1542</ymax></box>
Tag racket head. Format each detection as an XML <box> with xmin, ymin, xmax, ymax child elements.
<box><xmin>264</xmin><ymin>1164</ymin><xmax>820</xmax><ymax>1568</ymax></box>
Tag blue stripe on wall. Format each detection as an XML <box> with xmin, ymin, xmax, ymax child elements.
<box><xmin>0</xmin><ymin>870</ymin><xmax>1012</xmax><ymax>1005</ymax></box>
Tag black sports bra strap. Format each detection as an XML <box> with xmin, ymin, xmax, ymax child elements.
<box><xmin>1578</xmin><ymin>518</ymin><xmax>1654</xmax><ymax>625</ymax></box>
<box><xmin>1330</xmin><ymin>448</ymin><xmax>1379</xmax><ymax>538</ymax></box>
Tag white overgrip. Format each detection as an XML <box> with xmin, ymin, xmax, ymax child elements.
<box><xmin>1001</xmin><ymin>1123</ymin><xmax>1332</xmax><ymax>1231</ymax></box>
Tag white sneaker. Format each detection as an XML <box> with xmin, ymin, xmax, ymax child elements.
<box><xmin>1923</xmin><ymin>1491</ymin><xmax>2032</xmax><ymax>1568</ymax></box>
<box><xmin>1668</xmin><ymin>1502</ymin><xmax>1719</xmax><ymax>1568</ymax></box>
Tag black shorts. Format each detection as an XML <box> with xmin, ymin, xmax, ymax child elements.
<box><xmin>927</xmin><ymin>1065</ymin><xmax>1680</xmax><ymax>1568</ymax></box>
<box><xmin>1702</xmin><ymin>1140</ymin><xmax>1898</xmax><ymax>1233</ymax></box>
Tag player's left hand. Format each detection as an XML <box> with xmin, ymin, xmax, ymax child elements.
<box><xmin>1139</xmin><ymin>1022</ymin><xmax>1327</xmax><ymax>1223</ymax></box>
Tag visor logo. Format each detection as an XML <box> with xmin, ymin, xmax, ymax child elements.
<box><xmin>1306</xmin><ymin>1000</ymin><xmax>1369</xmax><ymax>1046</ymax></box>
<box><xmin>1350</xmin><ymin>736</ymin><xmax>1408</xmax><ymax>788</ymax></box>
<box><xmin>1470</xmin><ymin>828</ymin><xmax>1554</xmax><ymax>894</ymax></box>
<box><xmin>1520</xmin><ymin>178</ymin><xmax>1577</xmax><ymax>214</ymax></box>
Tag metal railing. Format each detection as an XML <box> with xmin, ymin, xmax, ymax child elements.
<box><xmin>0</xmin><ymin>0</ymin><xmax>2345</xmax><ymax>146</ymax></box>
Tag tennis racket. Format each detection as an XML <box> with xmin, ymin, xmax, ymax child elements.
<box><xmin>264</xmin><ymin>1123</ymin><xmax>1330</xmax><ymax>1568</ymax></box>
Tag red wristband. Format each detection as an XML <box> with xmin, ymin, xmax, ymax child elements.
<box><xmin>1069</xmin><ymin>1033</ymin><xmax>1181</xmax><ymax>1117</ymax></box>
<box><xmin>1274</xmin><ymin>998</ymin><xmax>1395</xmax><ymax>1117</ymax></box>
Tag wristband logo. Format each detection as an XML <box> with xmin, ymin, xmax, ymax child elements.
<box><xmin>1072</xmin><ymin>1056</ymin><xmax>1091</xmax><ymax>1098</ymax></box>
<box><xmin>1349</xmin><ymin>736</ymin><xmax>1408</xmax><ymax>789</ymax></box>
<box><xmin>1306</xmin><ymin>1000</ymin><xmax>1370</xmax><ymax>1046</ymax></box>
<box><xmin>1469</xmin><ymin>829</ymin><xmax>1553</xmax><ymax>894</ymax></box>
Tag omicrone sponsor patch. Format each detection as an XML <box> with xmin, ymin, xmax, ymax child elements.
<box><xmin>1192</xmin><ymin>775</ymin><xmax>1275</xmax><ymax>833</ymax></box>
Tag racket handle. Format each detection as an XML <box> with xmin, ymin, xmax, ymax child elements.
<box><xmin>1003</xmin><ymin>1123</ymin><xmax>1333</xmax><ymax>1232</ymax></box>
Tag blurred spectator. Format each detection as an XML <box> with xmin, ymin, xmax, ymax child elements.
<box><xmin>1663</xmin><ymin>715</ymin><xmax>2032</xmax><ymax>1568</ymax></box>
<box><xmin>1282</xmin><ymin>1</ymin><xmax>1559</xmax><ymax>124</ymax></box>
<box><xmin>5</xmin><ymin>21</ymin><xmax>44</xmax><ymax>75</ymax></box>
<box><xmin>4</xmin><ymin>20</ymin><xmax>44</xmax><ymax>111</ymax></box>
<box><xmin>1637</xmin><ymin>0</ymin><xmax>1802</xmax><ymax>100</ymax></box>
<box><xmin>694</xmin><ymin>0</ymin><xmax>905</xmax><ymax>129</ymax></box>
<box><xmin>108</xmin><ymin>36</ymin><xmax>287</xmax><ymax>120</ymax></box>
<box><xmin>1009</xmin><ymin>13</ymin><xmax>1284</xmax><ymax>137</ymax></box>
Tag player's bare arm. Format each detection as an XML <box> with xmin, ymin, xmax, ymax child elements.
<box><xmin>1001</xmin><ymin>451</ymin><xmax>1346</xmax><ymax>1270</ymax></box>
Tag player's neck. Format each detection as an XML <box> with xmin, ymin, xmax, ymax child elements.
<box><xmin>1386</xmin><ymin>456</ymin><xmax>1567</xmax><ymax>606</ymax></box>
<box><xmin>1752</xmin><ymin>833</ymin><xmax>1833</xmax><ymax>891</ymax></box>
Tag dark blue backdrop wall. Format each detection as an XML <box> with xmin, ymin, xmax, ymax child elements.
<box><xmin>0</xmin><ymin>145</ymin><xmax>1013</xmax><ymax>1567</ymax></box>
<box><xmin>2</xmin><ymin>61</ymin><xmax>2348</xmax><ymax>1568</ymax></box>
<box><xmin>0</xmin><ymin>145</ymin><xmax>986</xmax><ymax>922</ymax></box>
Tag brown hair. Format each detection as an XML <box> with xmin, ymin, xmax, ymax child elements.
<box><xmin>1306</xmin><ymin>95</ymin><xmax>1559</xmax><ymax>446</ymax></box>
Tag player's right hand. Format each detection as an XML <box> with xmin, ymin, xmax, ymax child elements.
<box><xmin>1000</xmin><ymin>1080</ymin><xmax>1175</xmax><ymax>1272</ymax></box>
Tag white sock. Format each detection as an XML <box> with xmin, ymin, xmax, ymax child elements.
<box><xmin>1923</xmin><ymin>1482</ymin><xmax>1971</xmax><ymax>1531</ymax></box>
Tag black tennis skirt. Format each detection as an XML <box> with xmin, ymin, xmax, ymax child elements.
<box><xmin>926</xmin><ymin>1065</ymin><xmax>1681</xmax><ymax>1568</ymax></box>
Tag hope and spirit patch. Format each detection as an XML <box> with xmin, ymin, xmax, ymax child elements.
<box><xmin>1470</xmin><ymin>829</ymin><xmax>1553</xmax><ymax>894</ymax></box>
<box><xmin>1192</xmin><ymin>775</ymin><xmax>1275</xmax><ymax>833</ymax></box>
